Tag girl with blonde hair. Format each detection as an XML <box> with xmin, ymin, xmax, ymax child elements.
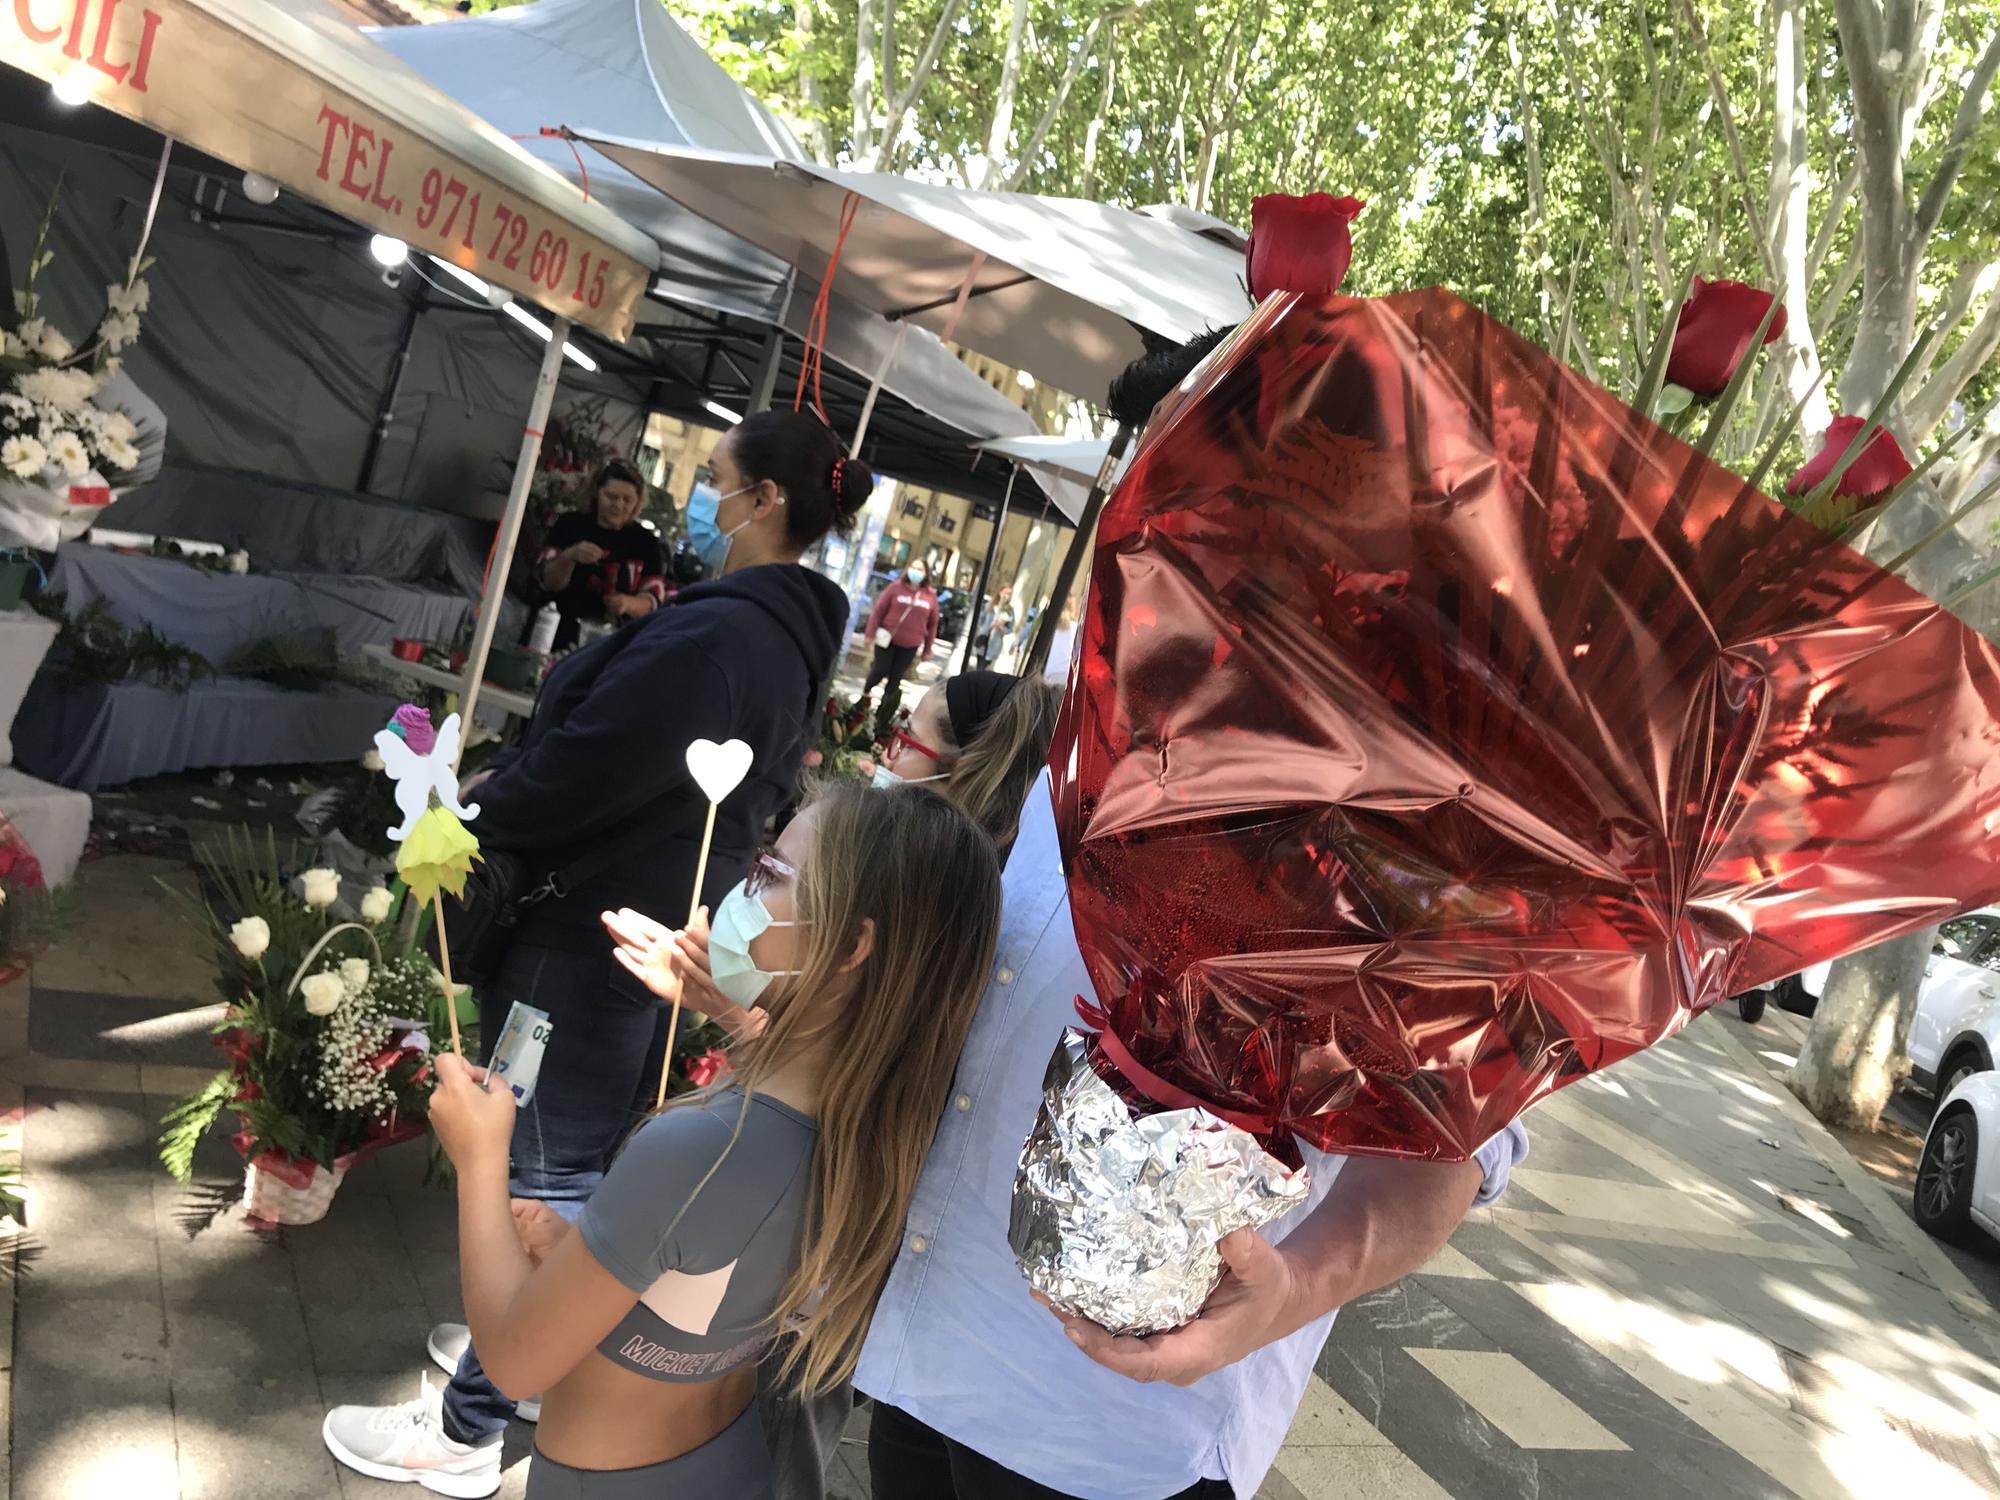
<box><xmin>408</xmin><ymin>782</ymin><xmax>1002</xmax><ymax>1498</ymax></box>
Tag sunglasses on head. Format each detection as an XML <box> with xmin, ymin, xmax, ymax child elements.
<box><xmin>747</xmin><ymin>847</ymin><xmax>798</xmax><ymax>897</ymax></box>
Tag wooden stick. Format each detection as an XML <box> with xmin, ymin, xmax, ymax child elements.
<box><xmin>432</xmin><ymin>892</ymin><xmax>463</xmax><ymax>1057</ymax></box>
<box><xmin>655</xmin><ymin>799</ymin><xmax>721</xmax><ymax>1110</ymax></box>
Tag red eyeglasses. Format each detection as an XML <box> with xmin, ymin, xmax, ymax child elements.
<box><xmin>889</xmin><ymin>728</ymin><xmax>944</xmax><ymax>764</ymax></box>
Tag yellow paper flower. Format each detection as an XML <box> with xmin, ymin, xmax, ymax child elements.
<box><xmin>394</xmin><ymin>805</ymin><xmax>482</xmax><ymax>906</ymax></box>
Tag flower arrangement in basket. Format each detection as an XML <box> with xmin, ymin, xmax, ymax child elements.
<box><xmin>0</xmin><ymin>177</ymin><xmax>151</xmax><ymax>549</ymax></box>
<box><xmin>159</xmin><ymin>829</ymin><xmax>468</xmax><ymax>1225</ymax></box>
<box><xmin>808</xmin><ymin>692</ymin><xmax>890</xmax><ymax>781</ymax></box>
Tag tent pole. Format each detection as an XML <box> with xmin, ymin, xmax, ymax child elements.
<box><xmin>747</xmin><ymin>327</ymin><xmax>784</xmax><ymax>414</ymax></box>
<box><xmin>356</xmin><ymin>283</ymin><xmax>427</xmax><ymax>494</ymax></box>
<box><xmin>1024</xmin><ymin>423</ymin><xmax>1132</xmax><ymax>677</ymax></box>
<box><xmin>849</xmin><ymin>322</ymin><xmax>909</xmax><ymax>455</ymax></box>
<box><xmin>456</xmin><ymin>316</ymin><xmax>569</xmax><ymax>750</ymax></box>
<box><xmin>957</xmin><ymin>463</ymin><xmax>1018</xmax><ymax>674</ymax></box>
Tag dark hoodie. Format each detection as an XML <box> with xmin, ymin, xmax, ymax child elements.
<box><xmin>471</xmin><ymin>563</ymin><xmax>848</xmax><ymax>956</ymax></box>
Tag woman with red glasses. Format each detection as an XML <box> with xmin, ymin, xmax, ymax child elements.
<box><xmin>874</xmin><ymin>670</ymin><xmax>1063</xmax><ymax>858</ymax></box>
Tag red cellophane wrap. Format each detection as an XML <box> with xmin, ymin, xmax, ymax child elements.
<box><xmin>1052</xmin><ymin>289</ymin><xmax>2000</xmax><ymax>1162</ymax></box>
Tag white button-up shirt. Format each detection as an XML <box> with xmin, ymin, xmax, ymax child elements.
<box><xmin>856</xmin><ymin>776</ymin><xmax>1529</xmax><ymax>1498</ymax></box>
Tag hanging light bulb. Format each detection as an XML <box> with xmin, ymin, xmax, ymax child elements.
<box><xmin>50</xmin><ymin>73</ymin><xmax>93</xmax><ymax>107</ymax></box>
<box><xmin>368</xmin><ymin>234</ymin><xmax>409</xmax><ymax>268</ymax></box>
<box><xmin>241</xmin><ymin>171</ymin><xmax>281</xmax><ymax>206</ymax></box>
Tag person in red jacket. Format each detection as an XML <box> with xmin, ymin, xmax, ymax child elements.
<box><xmin>862</xmin><ymin>562</ymin><xmax>940</xmax><ymax>731</ymax></box>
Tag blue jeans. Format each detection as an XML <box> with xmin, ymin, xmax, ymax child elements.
<box><xmin>442</xmin><ymin>943</ymin><xmax>663</xmax><ymax>1445</ymax></box>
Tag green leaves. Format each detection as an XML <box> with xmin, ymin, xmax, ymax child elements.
<box><xmin>158</xmin><ymin>1070</ymin><xmax>236</xmax><ymax>1184</ymax></box>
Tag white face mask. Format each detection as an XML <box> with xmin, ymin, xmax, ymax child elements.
<box><xmin>708</xmin><ymin>878</ymin><xmax>804</xmax><ymax>1006</ymax></box>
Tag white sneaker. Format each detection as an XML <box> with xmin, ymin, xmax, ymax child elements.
<box><xmin>427</xmin><ymin>1321</ymin><xmax>542</xmax><ymax>1423</ymax></box>
<box><xmin>322</xmin><ymin>1373</ymin><xmax>503</xmax><ymax>1498</ymax></box>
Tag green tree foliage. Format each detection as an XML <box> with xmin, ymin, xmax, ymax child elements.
<box><xmin>675</xmin><ymin>2</ymin><xmax>1996</xmax><ymax>473</ymax></box>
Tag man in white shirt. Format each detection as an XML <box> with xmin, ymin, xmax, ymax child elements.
<box><xmin>851</xmin><ymin>775</ymin><xmax>1528</xmax><ymax>1499</ymax></box>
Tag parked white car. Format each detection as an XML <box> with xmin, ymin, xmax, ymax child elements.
<box><xmin>1915</xmin><ymin>1071</ymin><xmax>2000</xmax><ymax>1248</ymax></box>
<box><xmin>1775</xmin><ymin>908</ymin><xmax>2000</xmax><ymax>1106</ymax></box>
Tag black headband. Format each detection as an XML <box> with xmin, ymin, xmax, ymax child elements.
<box><xmin>945</xmin><ymin>669</ymin><xmax>1021</xmax><ymax>748</ymax></box>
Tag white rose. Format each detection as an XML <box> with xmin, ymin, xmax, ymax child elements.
<box><xmin>358</xmin><ymin>886</ymin><xmax>393</xmax><ymax>923</ymax></box>
<box><xmin>299</xmin><ymin>971</ymin><xmax>345</xmax><ymax>1017</ymax></box>
<box><xmin>361</xmin><ymin>748</ymin><xmax>385</xmax><ymax>773</ymax></box>
<box><xmin>300</xmin><ymin>867</ymin><xmax>340</xmax><ymax>909</ymax></box>
<box><xmin>338</xmin><ymin>957</ymin><xmax>372</xmax><ymax>993</ymax></box>
<box><xmin>1</xmin><ymin>436</ymin><xmax>46</xmax><ymax>481</ymax></box>
<box><xmin>47</xmin><ymin>431</ymin><xmax>88</xmax><ymax>478</ymax></box>
<box><xmin>225</xmin><ymin>549</ymin><xmax>250</xmax><ymax>575</ymax></box>
<box><xmin>229</xmin><ymin>915</ymin><xmax>271</xmax><ymax>960</ymax></box>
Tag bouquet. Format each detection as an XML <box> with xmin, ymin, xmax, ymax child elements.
<box><xmin>809</xmin><ymin>692</ymin><xmax>890</xmax><ymax>781</ymax></box>
<box><xmin>1013</xmin><ymin>284</ymin><xmax>2000</xmax><ymax>1334</ymax></box>
<box><xmin>0</xmin><ymin>179</ymin><xmax>151</xmax><ymax>549</ymax></box>
<box><xmin>159</xmin><ymin>830</ymin><xmax>465</xmax><ymax>1218</ymax></box>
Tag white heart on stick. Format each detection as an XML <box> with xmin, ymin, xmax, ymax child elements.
<box><xmin>686</xmin><ymin>738</ymin><xmax>754</xmax><ymax>804</ymax></box>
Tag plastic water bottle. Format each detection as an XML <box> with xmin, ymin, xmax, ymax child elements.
<box><xmin>528</xmin><ymin>601</ymin><xmax>560</xmax><ymax>655</ymax></box>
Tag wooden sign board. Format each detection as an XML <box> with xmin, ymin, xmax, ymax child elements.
<box><xmin>2</xmin><ymin>0</ymin><xmax>649</xmax><ymax>339</ymax></box>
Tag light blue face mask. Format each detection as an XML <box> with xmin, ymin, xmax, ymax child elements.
<box><xmin>685</xmin><ymin>483</ymin><xmax>757</xmax><ymax>575</ymax></box>
<box><xmin>871</xmin><ymin>763</ymin><xmax>947</xmax><ymax>790</ymax></box>
<box><xmin>708</xmin><ymin>878</ymin><xmax>804</xmax><ymax>1007</ymax></box>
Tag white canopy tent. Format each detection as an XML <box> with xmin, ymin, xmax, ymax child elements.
<box><xmin>566</xmin><ymin>136</ymin><xmax>1252</xmax><ymax>404</ymax></box>
<box><xmin>371</xmin><ymin>0</ymin><xmax>1059</xmax><ymax>487</ymax></box>
<box><xmin>1</xmin><ymin>0</ymin><xmax>669</xmax><ymax>731</ymax></box>
<box><xmin>974</xmin><ymin>435</ymin><xmax>1123</xmax><ymax>515</ymax></box>
<box><xmin>3</xmin><ymin>0</ymin><xmax>656</xmax><ymax>336</ymax></box>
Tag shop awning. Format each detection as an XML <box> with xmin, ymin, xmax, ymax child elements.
<box><xmin>569</xmin><ymin>135</ymin><xmax>1252</xmax><ymax>401</ymax></box>
<box><xmin>0</xmin><ymin>0</ymin><xmax>657</xmax><ymax>338</ymax></box>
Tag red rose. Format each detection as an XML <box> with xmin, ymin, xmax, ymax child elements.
<box><xmin>684</xmin><ymin>1047</ymin><xmax>733</xmax><ymax>1088</ymax></box>
<box><xmin>1787</xmin><ymin>416</ymin><xmax>1914</xmax><ymax>499</ymax></box>
<box><xmin>1246</xmin><ymin>194</ymin><xmax>1365</xmax><ymax>301</ymax></box>
<box><xmin>1668</xmin><ymin>277</ymin><xmax>1787</xmax><ymax>398</ymax></box>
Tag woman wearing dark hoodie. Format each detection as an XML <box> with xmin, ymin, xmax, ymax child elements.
<box><xmin>322</xmin><ymin>410</ymin><xmax>869</xmax><ymax>1488</ymax></box>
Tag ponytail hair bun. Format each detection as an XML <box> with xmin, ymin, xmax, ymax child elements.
<box><xmin>829</xmin><ymin>453</ymin><xmax>876</xmax><ymax>528</ymax></box>
<box><xmin>729</xmin><ymin>409</ymin><xmax>875</xmax><ymax>546</ymax></box>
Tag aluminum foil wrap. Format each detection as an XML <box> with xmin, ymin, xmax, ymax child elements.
<box><xmin>1010</xmin><ymin>1030</ymin><xmax>1310</xmax><ymax>1335</ymax></box>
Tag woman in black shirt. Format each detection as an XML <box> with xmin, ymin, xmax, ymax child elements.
<box><xmin>536</xmin><ymin>457</ymin><xmax>666</xmax><ymax>648</ymax></box>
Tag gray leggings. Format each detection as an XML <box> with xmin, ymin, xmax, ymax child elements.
<box><xmin>527</xmin><ymin>1403</ymin><xmax>773</xmax><ymax>1499</ymax></box>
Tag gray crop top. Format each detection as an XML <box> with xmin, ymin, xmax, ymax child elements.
<box><xmin>578</xmin><ymin>1087</ymin><xmax>818</xmax><ymax>1383</ymax></box>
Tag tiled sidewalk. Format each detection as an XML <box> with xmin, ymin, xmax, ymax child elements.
<box><xmin>7</xmin><ymin>851</ymin><xmax>2000</xmax><ymax>1499</ymax></box>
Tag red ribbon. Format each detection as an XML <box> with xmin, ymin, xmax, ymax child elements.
<box><xmin>1072</xmin><ymin>997</ymin><xmax>1279</xmax><ymax>1137</ymax></box>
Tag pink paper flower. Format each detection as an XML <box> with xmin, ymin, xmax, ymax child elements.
<box><xmin>391</xmin><ymin>704</ymin><xmax>436</xmax><ymax>756</ymax></box>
